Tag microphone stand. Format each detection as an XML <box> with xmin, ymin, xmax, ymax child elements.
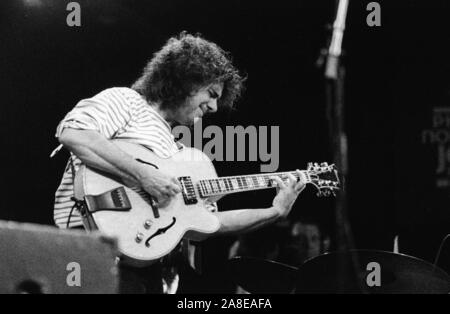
<box><xmin>326</xmin><ymin>0</ymin><xmax>351</xmax><ymax>254</ymax></box>
<box><xmin>318</xmin><ymin>0</ymin><xmax>365</xmax><ymax>293</ymax></box>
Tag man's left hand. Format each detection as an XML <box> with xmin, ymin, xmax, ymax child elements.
<box><xmin>270</xmin><ymin>170</ymin><xmax>306</xmax><ymax>218</ymax></box>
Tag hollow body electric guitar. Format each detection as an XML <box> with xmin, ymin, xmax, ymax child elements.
<box><xmin>74</xmin><ymin>141</ymin><xmax>340</xmax><ymax>267</ymax></box>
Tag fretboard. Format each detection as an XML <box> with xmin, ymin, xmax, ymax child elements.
<box><xmin>197</xmin><ymin>171</ymin><xmax>311</xmax><ymax>198</ymax></box>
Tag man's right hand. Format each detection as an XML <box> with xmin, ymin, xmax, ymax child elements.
<box><xmin>136</xmin><ymin>167</ymin><xmax>181</xmax><ymax>208</ymax></box>
<box><xmin>59</xmin><ymin>128</ymin><xmax>182</xmax><ymax>208</ymax></box>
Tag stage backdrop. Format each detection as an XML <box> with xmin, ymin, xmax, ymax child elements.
<box><xmin>1</xmin><ymin>0</ymin><xmax>450</xmax><ymax>281</ymax></box>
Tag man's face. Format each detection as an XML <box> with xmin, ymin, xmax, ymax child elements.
<box><xmin>290</xmin><ymin>222</ymin><xmax>322</xmax><ymax>259</ymax></box>
<box><xmin>173</xmin><ymin>82</ymin><xmax>223</xmax><ymax>126</ymax></box>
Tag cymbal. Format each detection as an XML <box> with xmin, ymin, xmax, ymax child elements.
<box><xmin>228</xmin><ymin>256</ymin><xmax>298</xmax><ymax>294</ymax></box>
<box><xmin>295</xmin><ymin>250</ymin><xmax>450</xmax><ymax>294</ymax></box>
<box><xmin>229</xmin><ymin>250</ymin><xmax>450</xmax><ymax>294</ymax></box>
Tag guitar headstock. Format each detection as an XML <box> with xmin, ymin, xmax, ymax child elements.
<box><xmin>306</xmin><ymin>162</ymin><xmax>340</xmax><ymax>197</ymax></box>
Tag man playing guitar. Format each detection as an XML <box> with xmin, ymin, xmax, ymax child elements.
<box><xmin>54</xmin><ymin>32</ymin><xmax>306</xmax><ymax>293</ymax></box>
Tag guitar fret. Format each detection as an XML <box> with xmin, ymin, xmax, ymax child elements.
<box><xmin>251</xmin><ymin>176</ymin><xmax>258</xmax><ymax>188</ymax></box>
<box><xmin>236</xmin><ymin>177</ymin><xmax>243</xmax><ymax>189</ymax></box>
<box><xmin>202</xmin><ymin>180</ymin><xmax>209</xmax><ymax>195</ymax></box>
<box><xmin>206</xmin><ymin>180</ymin><xmax>212</xmax><ymax>194</ymax></box>
<box><xmin>219</xmin><ymin>179</ymin><xmax>227</xmax><ymax>191</ymax></box>
<box><xmin>239</xmin><ymin>177</ymin><xmax>245</xmax><ymax>188</ymax></box>
<box><xmin>244</xmin><ymin>177</ymin><xmax>250</xmax><ymax>188</ymax></box>
<box><xmin>257</xmin><ymin>176</ymin><xmax>265</xmax><ymax>187</ymax></box>
<box><xmin>243</xmin><ymin>177</ymin><xmax>249</xmax><ymax>188</ymax></box>
<box><xmin>264</xmin><ymin>175</ymin><xmax>272</xmax><ymax>187</ymax></box>
<box><xmin>198</xmin><ymin>181</ymin><xmax>204</xmax><ymax>196</ymax></box>
<box><xmin>224</xmin><ymin>178</ymin><xmax>231</xmax><ymax>191</ymax></box>
<box><xmin>242</xmin><ymin>177</ymin><xmax>248</xmax><ymax>189</ymax></box>
<box><xmin>199</xmin><ymin>180</ymin><xmax>205</xmax><ymax>195</ymax></box>
<box><xmin>215</xmin><ymin>179</ymin><xmax>221</xmax><ymax>193</ymax></box>
<box><xmin>205</xmin><ymin>181</ymin><xmax>212</xmax><ymax>195</ymax></box>
<box><xmin>207</xmin><ymin>180</ymin><xmax>214</xmax><ymax>194</ymax></box>
<box><xmin>228</xmin><ymin>178</ymin><xmax>235</xmax><ymax>191</ymax></box>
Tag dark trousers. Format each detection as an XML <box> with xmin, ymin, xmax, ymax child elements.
<box><xmin>119</xmin><ymin>262</ymin><xmax>164</xmax><ymax>294</ymax></box>
<box><xmin>71</xmin><ymin>226</ymin><xmax>214</xmax><ymax>294</ymax></box>
<box><xmin>71</xmin><ymin>226</ymin><xmax>163</xmax><ymax>294</ymax></box>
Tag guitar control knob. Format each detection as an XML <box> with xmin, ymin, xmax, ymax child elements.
<box><xmin>135</xmin><ymin>232</ymin><xmax>144</xmax><ymax>243</ymax></box>
<box><xmin>144</xmin><ymin>220</ymin><xmax>153</xmax><ymax>229</ymax></box>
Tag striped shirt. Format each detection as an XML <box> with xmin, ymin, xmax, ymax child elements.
<box><xmin>54</xmin><ymin>87</ymin><xmax>214</xmax><ymax>228</ymax></box>
<box><xmin>54</xmin><ymin>87</ymin><xmax>217</xmax><ymax>291</ymax></box>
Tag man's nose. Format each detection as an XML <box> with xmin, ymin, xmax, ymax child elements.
<box><xmin>207</xmin><ymin>99</ymin><xmax>218</xmax><ymax>113</ymax></box>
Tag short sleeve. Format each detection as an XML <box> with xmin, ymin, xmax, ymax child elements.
<box><xmin>56</xmin><ymin>88</ymin><xmax>133</xmax><ymax>139</ymax></box>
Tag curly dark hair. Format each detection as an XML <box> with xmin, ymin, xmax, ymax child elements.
<box><xmin>132</xmin><ymin>32</ymin><xmax>245</xmax><ymax>111</ymax></box>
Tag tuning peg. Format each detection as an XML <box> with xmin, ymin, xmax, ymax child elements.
<box><xmin>320</xmin><ymin>162</ymin><xmax>328</xmax><ymax>167</ymax></box>
<box><xmin>307</xmin><ymin>162</ymin><xmax>313</xmax><ymax>169</ymax></box>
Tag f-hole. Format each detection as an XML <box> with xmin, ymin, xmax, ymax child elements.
<box><xmin>136</xmin><ymin>158</ymin><xmax>160</xmax><ymax>218</ymax></box>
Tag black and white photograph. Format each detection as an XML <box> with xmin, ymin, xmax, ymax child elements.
<box><xmin>1</xmin><ymin>0</ymin><xmax>450</xmax><ymax>297</ymax></box>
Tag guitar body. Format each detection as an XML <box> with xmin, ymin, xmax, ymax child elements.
<box><xmin>74</xmin><ymin>140</ymin><xmax>220</xmax><ymax>267</ymax></box>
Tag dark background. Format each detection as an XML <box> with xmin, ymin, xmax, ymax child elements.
<box><xmin>1</xmin><ymin>0</ymin><xmax>450</xmax><ymax>290</ymax></box>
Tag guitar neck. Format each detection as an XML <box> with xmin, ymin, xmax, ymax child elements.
<box><xmin>197</xmin><ymin>170</ymin><xmax>311</xmax><ymax>198</ymax></box>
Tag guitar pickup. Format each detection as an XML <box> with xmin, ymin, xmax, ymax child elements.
<box><xmin>85</xmin><ymin>187</ymin><xmax>132</xmax><ymax>213</ymax></box>
<box><xmin>178</xmin><ymin>176</ymin><xmax>198</xmax><ymax>205</ymax></box>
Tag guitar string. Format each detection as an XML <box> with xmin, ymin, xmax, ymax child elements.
<box><xmin>197</xmin><ymin>171</ymin><xmax>308</xmax><ymax>197</ymax></box>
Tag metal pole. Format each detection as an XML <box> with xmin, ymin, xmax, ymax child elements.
<box><xmin>323</xmin><ymin>0</ymin><xmax>366</xmax><ymax>293</ymax></box>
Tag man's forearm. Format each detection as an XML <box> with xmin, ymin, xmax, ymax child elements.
<box><xmin>213</xmin><ymin>207</ymin><xmax>282</xmax><ymax>236</ymax></box>
<box><xmin>59</xmin><ymin>128</ymin><xmax>144</xmax><ymax>184</ymax></box>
